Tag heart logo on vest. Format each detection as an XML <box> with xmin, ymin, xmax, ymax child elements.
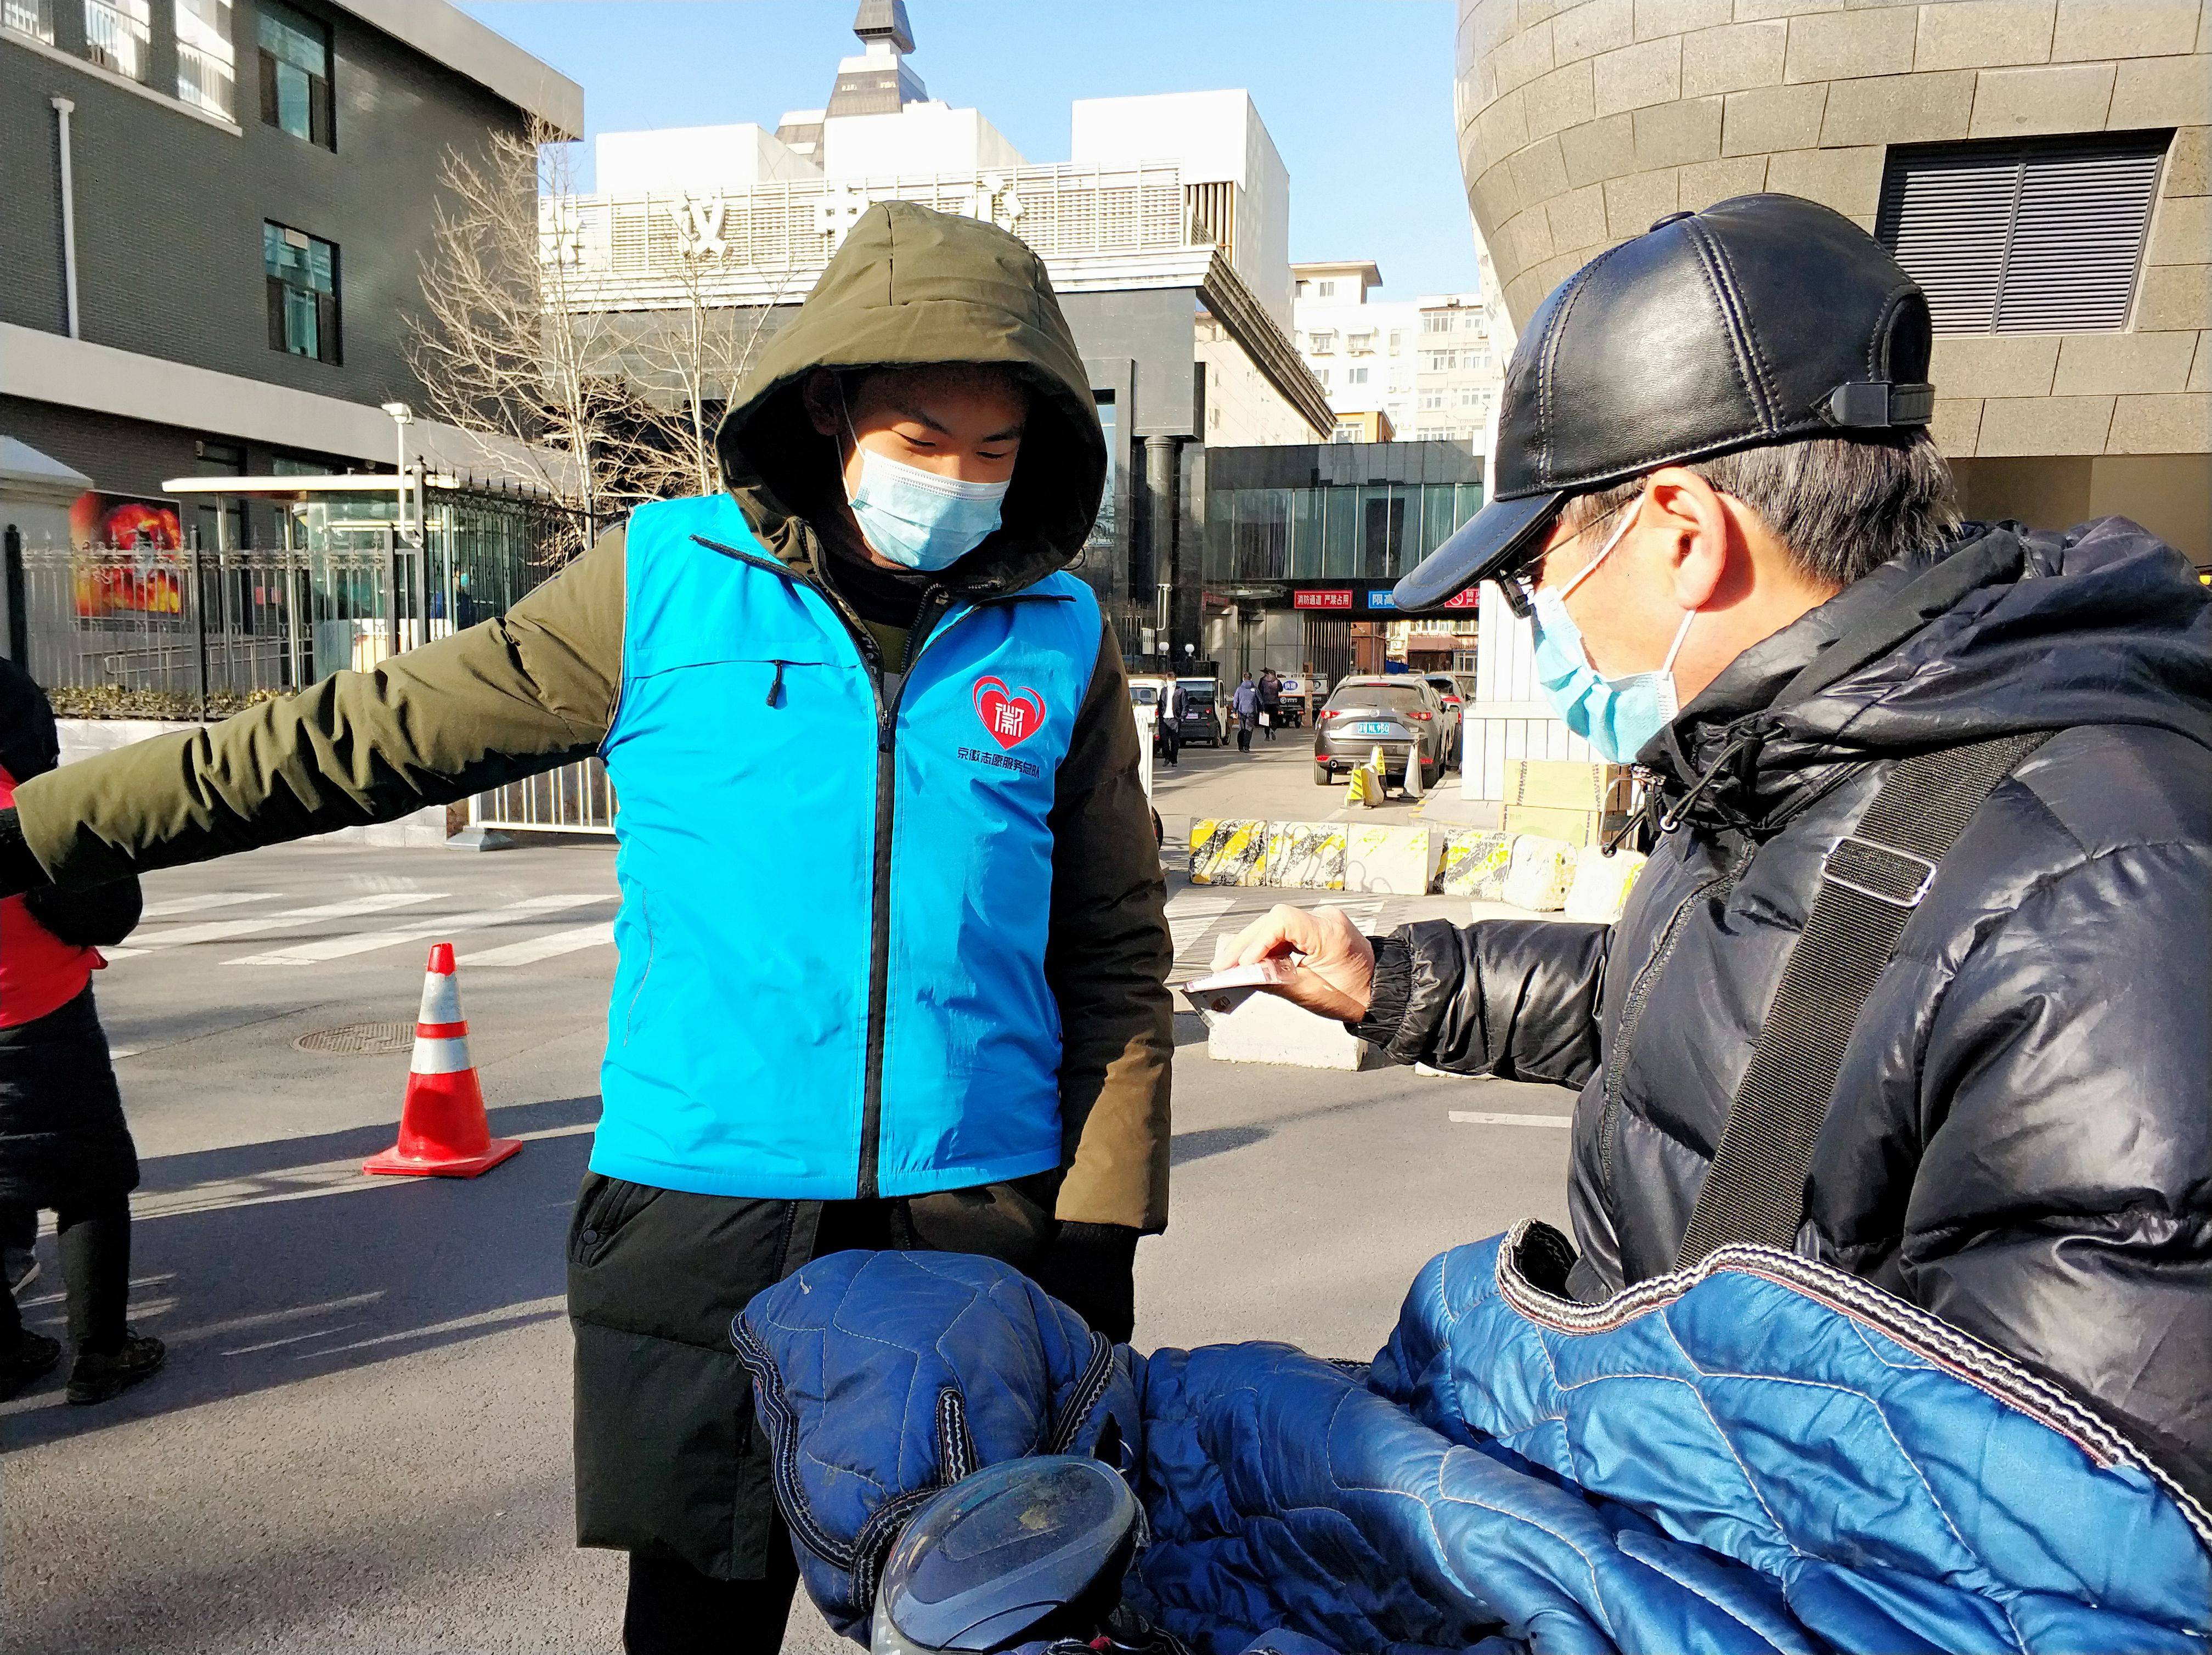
<box><xmin>973</xmin><ymin>676</ymin><xmax>1046</xmax><ymax>750</ymax></box>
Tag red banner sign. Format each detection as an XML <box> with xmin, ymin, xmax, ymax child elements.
<box><xmin>1294</xmin><ymin>588</ymin><xmax>1355</xmax><ymax>610</ymax></box>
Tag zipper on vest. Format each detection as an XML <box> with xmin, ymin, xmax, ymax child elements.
<box><xmin>765</xmin><ymin>661</ymin><xmax>789</xmax><ymax>708</ymax></box>
<box><xmin>855</xmin><ymin>585</ymin><xmax>956</xmax><ymax>1198</ymax></box>
<box><xmin>689</xmin><ymin>533</ymin><xmax>1068</xmax><ymax>1202</ymax></box>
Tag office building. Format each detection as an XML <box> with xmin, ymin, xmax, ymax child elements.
<box><xmin>1198</xmin><ymin>440</ymin><xmax>1485</xmax><ymax>682</ymax></box>
<box><xmin>2</xmin><ymin>0</ymin><xmax>582</xmax><ymax>570</ymax></box>
<box><xmin>1448</xmin><ymin>0</ymin><xmax>2209</xmax><ymax>802</ymax></box>
<box><xmin>545</xmin><ymin>2</ymin><xmax>1329</xmax><ymax>663</ymax></box>
<box><xmin>1292</xmin><ymin>260</ymin><xmax>1506</xmax><ymax>447</ymax></box>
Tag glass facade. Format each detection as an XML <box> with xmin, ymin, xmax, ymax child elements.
<box><xmin>1202</xmin><ymin>441</ymin><xmax>1482</xmax><ymax>588</ymax></box>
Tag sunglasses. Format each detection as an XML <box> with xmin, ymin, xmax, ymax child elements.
<box><xmin>1491</xmin><ymin>496</ymin><xmax>1637</xmax><ymax>620</ymax></box>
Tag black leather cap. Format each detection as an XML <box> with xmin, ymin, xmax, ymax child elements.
<box><xmin>1395</xmin><ymin>194</ymin><xmax>1934</xmax><ymax>611</ymax></box>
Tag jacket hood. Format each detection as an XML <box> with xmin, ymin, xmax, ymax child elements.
<box><xmin>713</xmin><ymin>202</ymin><xmax>1105</xmax><ymax>594</ymax></box>
<box><xmin>1651</xmin><ymin>516</ymin><xmax>2212</xmax><ymax>832</ymax></box>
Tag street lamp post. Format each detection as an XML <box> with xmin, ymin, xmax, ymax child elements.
<box><xmin>380</xmin><ymin>403</ymin><xmax>415</xmax><ymax>656</ymax></box>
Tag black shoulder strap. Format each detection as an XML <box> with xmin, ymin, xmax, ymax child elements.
<box><xmin>1676</xmin><ymin>730</ymin><xmax>2054</xmax><ymax>1269</ymax></box>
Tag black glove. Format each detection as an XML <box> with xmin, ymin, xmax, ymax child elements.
<box><xmin>25</xmin><ymin>875</ymin><xmax>143</xmax><ymax>948</ymax></box>
<box><xmin>0</xmin><ymin>808</ymin><xmax>48</xmax><ymax>900</ymax></box>
<box><xmin>1029</xmin><ymin>1222</ymin><xmax>1140</xmax><ymax>1343</ymax></box>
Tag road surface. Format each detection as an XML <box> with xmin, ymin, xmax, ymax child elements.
<box><xmin>2</xmin><ymin>828</ymin><xmax>1575</xmax><ymax>1653</ymax></box>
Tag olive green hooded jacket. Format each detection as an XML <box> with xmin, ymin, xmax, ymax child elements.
<box><xmin>9</xmin><ymin>202</ymin><xmax>1171</xmax><ymax>1231</ymax></box>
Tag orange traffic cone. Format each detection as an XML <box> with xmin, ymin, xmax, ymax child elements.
<box><xmin>363</xmin><ymin>943</ymin><xmax>521</xmax><ymax>1179</ymax></box>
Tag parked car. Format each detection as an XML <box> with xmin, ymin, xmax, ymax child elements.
<box><xmin>1174</xmin><ymin>677</ymin><xmax>1225</xmax><ymax>747</ymax></box>
<box><xmin>1312</xmin><ymin>675</ymin><xmax>1448</xmax><ymax>787</ymax></box>
<box><xmin>1421</xmin><ymin>674</ymin><xmax>1468</xmax><ymax>769</ymax></box>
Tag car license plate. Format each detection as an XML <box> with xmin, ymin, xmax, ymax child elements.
<box><xmin>1349</xmin><ymin>721</ymin><xmax>1391</xmax><ymax>736</ymax></box>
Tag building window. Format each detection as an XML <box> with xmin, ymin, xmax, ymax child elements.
<box><xmin>1308</xmin><ymin>331</ymin><xmax>1335</xmax><ymax>354</ymax></box>
<box><xmin>83</xmin><ymin>0</ymin><xmax>150</xmax><ymax>79</ymax></box>
<box><xmin>264</xmin><ymin>221</ymin><xmax>340</xmax><ymax>364</ymax></box>
<box><xmin>176</xmin><ymin>0</ymin><xmax>235</xmax><ymax>118</ymax></box>
<box><xmin>1457</xmin><ymin>386</ymin><xmax>1487</xmax><ymax>408</ymax></box>
<box><xmin>1295</xmin><ymin>279</ymin><xmax>1311</xmax><ymax>298</ymax></box>
<box><xmin>3</xmin><ymin>1</ymin><xmax>55</xmax><ymax>43</ymax></box>
<box><xmin>1331</xmin><ymin>423</ymin><xmax>1362</xmax><ymax>443</ymax></box>
<box><xmin>1348</xmin><ymin>330</ymin><xmax>1375</xmax><ymax>354</ymax></box>
<box><xmin>1419</xmin><ymin>390</ymin><xmax>1446</xmax><ymax>412</ymax></box>
<box><xmin>1422</xmin><ymin>350</ymin><xmax>1457</xmax><ymax>372</ymax></box>
<box><xmin>1388</xmin><ymin>330</ymin><xmax>1404</xmax><ymax>352</ymax></box>
<box><xmin>1877</xmin><ymin>133</ymin><xmax>2169</xmax><ymax>334</ymax></box>
<box><xmin>1316</xmin><ymin>280</ymin><xmax>1336</xmax><ymax>298</ymax></box>
<box><xmin>1348</xmin><ymin>366</ymin><xmax>1370</xmax><ymax>385</ymax></box>
<box><xmin>1422</xmin><ymin>313</ymin><xmax>1453</xmax><ymax>334</ymax></box>
<box><xmin>258</xmin><ymin>0</ymin><xmax>333</xmax><ymax>147</ymax></box>
<box><xmin>1317</xmin><ymin>368</ymin><xmax>1331</xmax><ymax>387</ymax></box>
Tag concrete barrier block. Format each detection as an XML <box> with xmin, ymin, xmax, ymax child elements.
<box><xmin>1438</xmin><ymin>829</ymin><xmax>1514</xmax><ymax>899</ymax></box>
<box><xmin>1199</xmin><ymin>988</ymin><xmax>1374</xmax><ymax>1071</ymax></box>
<box><xmin>1503</xmin><ymin>835</ymin><xmax>1578</xmax><ymax>912</ymax></box>
<box><xmin>1263</xmin><ymin>821</ymin><xmax>1346</xmax><ymax>890</ymax></box>
<box><xmin>1345</xmin><ymin>824</ymin><xmax>1438</xmax><ymax>893</ymax></box>
<box><xmin>1189</xmin><ymin>818</ymin><xmax>1269</xmax><ymax>886</ymax></box>
<box><xmin>1564</xmin><ymin>845</ymin><xmax>1648</xmax><ymax>922</ymax></box>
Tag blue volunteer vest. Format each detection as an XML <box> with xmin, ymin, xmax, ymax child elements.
<box><xmin>590</xmin><ymin>494</ymin><xmax>1103</xmax><ymax>1200</ymax></box>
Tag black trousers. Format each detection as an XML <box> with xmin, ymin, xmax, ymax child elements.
<box><xmin>1158</xmin><ymin>722</ymin><xmax>1179</xmax><ymax>765</ymax></box>
<box><xmin>0</xmin><ymin>1196</ymin><xmax>129</xmax><ymax>1354</ymax></box>
<box><xmin>1235</xmin><ymin>720</ymin><xmax>1253</xmax><ymax>752</ymax></box>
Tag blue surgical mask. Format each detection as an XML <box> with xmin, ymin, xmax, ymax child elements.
<box><xmin>839</xmin><ymin>403</ymin><xmax>1009</xmax><ymax>572</ymax></box>
<box><xmin>1528</xmin><ymin>500</ymin><xmax>1699</xmax><ymax>764</ymax></box>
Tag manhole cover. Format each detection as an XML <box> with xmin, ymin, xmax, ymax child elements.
<box><xmin>294</xmin><ymin>1021</ymin><xmax>415</xmax><ymax>1055</ymax></box>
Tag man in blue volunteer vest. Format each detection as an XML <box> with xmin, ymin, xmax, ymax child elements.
<box><xmin>0</xmin><ymin>202</ymin><xmax>1173</xmax><ymax>1647</ymax></box>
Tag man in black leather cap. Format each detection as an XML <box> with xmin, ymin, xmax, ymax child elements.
<box><xmin>1218</xmin><ymin>194</ymin><xmax>2211</xmax><ymax>1506</ymax></box>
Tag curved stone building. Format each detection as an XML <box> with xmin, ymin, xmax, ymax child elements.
<box><xmin>1454</xmin><ymin>0</ymin><xmax>2209</xmax><ymax>561</ymax></box>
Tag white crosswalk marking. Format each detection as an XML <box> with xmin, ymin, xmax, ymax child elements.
<box><xmin>226</xmin><ymin>894</ymin><xmax>609</xmax><ymax>967</ymax></box>
<box><xmin>460</xmin><ymin>919</ymin><xmax>617</xmax><ymax>968</ymax></box>
<box><xmin>1164</xmin><ymin>891</ymin><xmax>1239</xmax><ymax>981</ymax></box>
<box><xmin>1165</xmin><ymin>891</ymin><xmax>1237</xmax><ymax>950</ymax></box>
<box><xmin>1448</xmin><ymin>1111</ymin><xmax>1574</xmax><ymax>1129</ymax></box>
<box><xmin>1322</xmin><ymin>898</ymin><xmax>1387</xmax><ymax>933</ymax></box>
<box><xmin>138</xmin><ymin>891</ymin><xmax>284</xmax><ymax>921</ymax></box>
<box><xmin>105</xmin><ymin>892</ymin><xmax>450</xmax><ymax>958</ymax></box>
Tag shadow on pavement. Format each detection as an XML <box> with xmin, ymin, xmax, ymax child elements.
<box><xmin>0</xmin><ymin>1094</ymin><xmax>600</xmax><ymax>1451</ymax></box>
<box><xmin>1169</xmin><ymin>1124</ymin><xmax>1272</xmax><ymax>1166</ymax></box>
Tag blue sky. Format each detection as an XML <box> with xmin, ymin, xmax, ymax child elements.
<box><xmin>456</xmin><ymin>1</ymin><xmax>1477</xmax><ymax>300</ymax></box>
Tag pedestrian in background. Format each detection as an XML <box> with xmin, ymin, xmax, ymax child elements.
<box><xmin>1159</xmin><ymin>679</ymin><xmax>1184</xmax><ymax>767</ymax></box>
<box><xmin>1232</xmin><ymin>673</ymin><xmax>1260</xmax><ymax>753</ymax></box>
<box><xmin>0</xmin><ymin>658</ymin><xmax>162</xmax><ymax>1406</ymax></box>
<box><xmin>1256</xmin><ymin>668</ymin><xmax>1283</xmax><ymax>741</ymax></box>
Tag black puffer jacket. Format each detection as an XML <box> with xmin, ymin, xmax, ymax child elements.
<box><xmin>1361</xmin><ymin>519</ymin><xmax>2212</xmax><ymax>1502</ymax></box>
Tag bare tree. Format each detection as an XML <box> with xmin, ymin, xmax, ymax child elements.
<box><xmin>603</xmin><ymin>237</ymin><xmax>800</xmax><ymax>505</ymax></box>
<box><xmin>409</xmin><ymin>117</ymin><xmax>630</xmax><ymax>561</ymax></box>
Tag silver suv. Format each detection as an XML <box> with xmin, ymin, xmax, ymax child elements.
<box><xmin>1313</xmin><ymin>676</ymin><xmax>1447</xmax><ymax>787</ymax></box>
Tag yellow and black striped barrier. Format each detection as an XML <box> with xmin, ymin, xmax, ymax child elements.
<box><xmin>1189</xmin><ymin>817</ymin><xmax>1269</xmax><ymax>886</ymax></box>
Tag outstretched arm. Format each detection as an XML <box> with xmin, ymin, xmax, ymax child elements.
<box><xmin>2</xmin><ymin>528</ymin><xmax>627</xmax><ymax>894</ymax></box>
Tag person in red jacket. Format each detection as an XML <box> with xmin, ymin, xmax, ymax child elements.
<box><xmin>0</xmin><ymin>658</ymin><xmax>162</xmax><ymax>1404</ymax></box>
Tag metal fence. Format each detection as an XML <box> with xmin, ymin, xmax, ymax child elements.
<box><xmin>472</xmin><ymin>757</ymin><xmax>617</xmax><ymax>836</ymax></box>
<box><xmin>15</xmin><ymin>547</ymin><xmax>416</xmax><ymax>720</ymax></box>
